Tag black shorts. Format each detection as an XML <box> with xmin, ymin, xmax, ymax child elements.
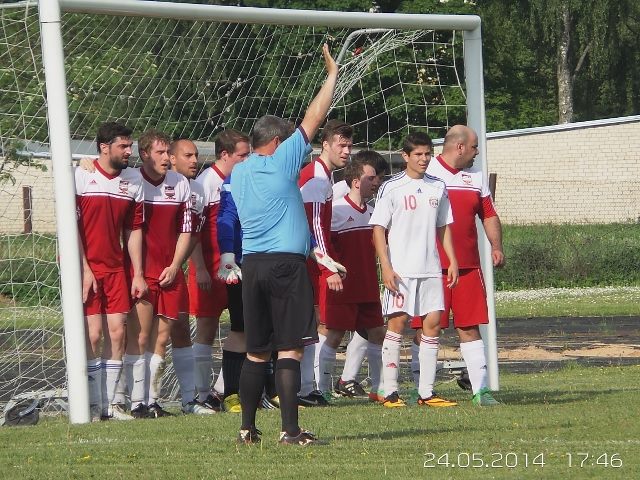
<box><xmin>241</xmin><ymin>253</ymin><xmax>317</xmax><ymax>353</ymax></box>
<box><xmin>226</xmin><ymin>282</ymin><xmax>244</xmax><ymax>332</ymax></box>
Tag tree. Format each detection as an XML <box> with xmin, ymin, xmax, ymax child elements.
<box><xmin>530</xmin><ymin>0</ymin><xmax>639</xmax><ymax>123</ymax></box>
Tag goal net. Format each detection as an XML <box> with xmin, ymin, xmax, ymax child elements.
<box><xmin>0</xmin><ymin>0</ymin><xmax>483</xmax><ymax>416</ymax></box>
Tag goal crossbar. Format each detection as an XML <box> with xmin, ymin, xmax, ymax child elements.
<box><xmin>58</xmin><ymin>0</ymin><xmax>481</xmax><ymax>31</ymax></box>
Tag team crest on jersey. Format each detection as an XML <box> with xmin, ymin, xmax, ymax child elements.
<box><xmin>429</xmin><ymin>197</ymin><xmax>439</xmax><ymax>208</ymax></box>
<box><xmin>118</xmin><ymin>180</ymin><xmax>129</xmax><ymax>194</ymax></box>
<box><xmin>462</xmin><ymin>173</ymin><xmax>472</xmax><ymax>185</ymax></box>
<box><xmin>164</xmin><ymin>185</ymin><xmax>175</xmax><ymax>199</ymax></box>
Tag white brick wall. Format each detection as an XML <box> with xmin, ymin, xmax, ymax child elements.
<box><xmin>485</xmin><ymin>118</ymin><xmax>640</xmax><ymax>224</ymax></box>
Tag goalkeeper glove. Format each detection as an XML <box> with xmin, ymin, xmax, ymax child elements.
<box><xmin>217</xmin><ymin>253</ymin><xmax>242</xmax><ymax>284</ymax></box>
<box><xmin>310</xmin><ymin>248</ymin><xmax>347</xmax><ymax>277</ymax></box>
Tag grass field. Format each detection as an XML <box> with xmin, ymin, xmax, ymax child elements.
<box><xmin>495</xmin><ymin>286</ymin><xmax>640</xmax><ymax>318</ymax></box>
<box><xmin>0</xmin><ymin>364</ymin><xmax>638</xmax><ymax>479</ymax></box>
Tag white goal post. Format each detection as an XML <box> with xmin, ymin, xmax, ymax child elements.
<box><xmin>34</xmin><ymin>0</ymin><xmax>495</xmax><ymax>424</ymax></box>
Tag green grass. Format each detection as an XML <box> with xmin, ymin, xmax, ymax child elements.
<box><xmin>496</xmin><ymin>223</ymin><xmax>640</xmax><ymax>290</ymax></box>
<box><xmin>0</xmin><ymin>365</ymin><xmax>638</xmax><ymax>479</ymax></box>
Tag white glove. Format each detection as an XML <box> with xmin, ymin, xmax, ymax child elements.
<box><xmin>217</xmin><ymin>253</ymin><xmax>242</xmax><ymax>284</ymax></box>
<box><xmin>310</xmin><ymin>247</ymin><xmax>347</xmax><ymax>278</ymax></box>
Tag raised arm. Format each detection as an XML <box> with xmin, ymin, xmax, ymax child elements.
<box><xmin>300</xmin><ymin>44</ymin><xmax>338</xmax><ymax>141</ymax></box>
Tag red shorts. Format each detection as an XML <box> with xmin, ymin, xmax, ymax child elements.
<box><xmin>187</xmin><ymin>266</ymin><xmax>227</xmax><ymax>318</ymax></box>
<box><xmin>84</xmin><ymin>270</ymin><xmax>131</xmax><ymax>316</ymax></box>
<box><xmin>140</xmin><ymin>271</ymin><xmax>188</xmax><ymax>321</ymax></box>
<box><xmin>410</xmin><ymin>268</ymin><xmax>488</xmax><ymax>329</ymax></box>
<box><xmin>321</xmin><ymin>301</ymin><xmax>384</xmax><ymax>332</ymax></box>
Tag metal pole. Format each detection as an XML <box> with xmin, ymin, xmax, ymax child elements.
<box><xmin>38</xmin><ymin>0</ymin><xmax>90</xmax><ymax>423</ymax></box>
<box><xmin>464</xmin><ymin>25</ymin><xmax>499</xmax><ymax>391</ymax></box>
<box><xmin>59</xmin><ymin>0</ymin><xmax>480</xmax><ymax>31</ymax></box>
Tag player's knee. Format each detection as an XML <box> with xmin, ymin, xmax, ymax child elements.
<box><xmin>367</xmin><ymin>327</ymin><xmax>385</xmax><ymax>345</ymax></box>
<box><xmin>325</xmin><ymin>330</ymin><xmax>343</xmax><ymax>349</ymax></box>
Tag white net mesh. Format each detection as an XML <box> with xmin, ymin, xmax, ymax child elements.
<box><xmin>0</xmin><ymin>1</ymin><xmax>467</xmax><ymax>411</ymax></box>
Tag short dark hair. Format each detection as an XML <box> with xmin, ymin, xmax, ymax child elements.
<box><xmin>215</xmin><ymin>129</ymin><xmax>250</xmax><ymax>159</ymax></box>
<box><xmin>402</xmin><ymin>132</ymin><xmax>433</xmax><ymax>154</ymax></box>
<box><xmin>343</xmin><ymin>150</ymin><xmax>382</xmax><ymax>187</ymax></box>
<box><xmin>321</xmin><ymin>119</ymin><xmax>353</xmax><ymax>143</ymax></box>
<box><xmin>251</xmin><ymin>115</ymin><xmax>294</xmax><ymax>149</ymax></box>
<box><xmin>95</xmin><ymin>121</ymin><xmax>132</xmax><ymax>153</ymax></box>
<box><xmin>138</xmin><ymin>129</ymin><xmax>171</xmax><ymax>157</ymax></box>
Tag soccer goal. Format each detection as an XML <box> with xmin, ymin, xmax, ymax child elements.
<box><xmin>0</xmin><ymin>0</ymin><xmax>495</xmax><ymax>424</ymax></box>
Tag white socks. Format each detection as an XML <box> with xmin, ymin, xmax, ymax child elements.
<box><xmin>125</xmin><ymin>353</ymin><xmax>146</xmax><ymax>407</ymax></box>
<box><xmin>341</xmin><ymin>332</ymin><xmax>368</xmax><ymax>382</ymax></box>
<box><xmin>418</xmin><ymin>335</ymin><xmax>439</xmax><ymax>399</ymax></box>
<box><xmin>172</xmin><ymin>347</ymin><xmax>196</xmax><ymax>405</ymax></box>
<box><xmin>102</xmin><ymin>359</ymin><xmax>123</xmax><ymax>409</ymax></box>
<box><xmin>193</xmin><ymin>342</ymin><xmax>213</xmax><ymax>400</ymax></box>
<box><xmin>366</xmin><ymin>342</ymin><xmax>383</xmax><ymax>394</ymax></box>
<box><xmin>146</xmin><ymin>352</ymin><xmax>165</xmax><ymax>405</ymax></box>
<box><xmin>213</xmin><ymin>366</ymin><xmax>224</xmax><ymax>396</ymax></box>
<box><xmin>381</xmin><ymin>331</ymin><xmax>402</xmax><ymax>397</ymax></box>
<box><xmin>411</xmin><ymin>341</ymin><xmax>420</xmax><ymax>388</ymax></box>
<box><xmin>460</xmin><ymin>339</ymin><xmax>488</xmax><ymax>394</ymax></box>
<box><xmin>87</xmin><ymin>357</ymin><xmax>102</xmax><ymax>409</ymax></box>
<box><xmin>317</xmin><ymin>343</ymin><xmax>337</xmax><ymax>393</ymax></box>
<box><xmin>299</xmin><ymin>343</ymin><xmax>316</xmax><ymax>396</ymax></box>
<box><xmin>314</xmin><ymin>333</ymin><xmax>326</xmax><ymax>387</ymax></box>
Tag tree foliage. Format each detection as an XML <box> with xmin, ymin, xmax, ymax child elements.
<box><xmin>0</xmin><ymin>0</ymin><xmax>638</xmax><ymax>161</ymax></box>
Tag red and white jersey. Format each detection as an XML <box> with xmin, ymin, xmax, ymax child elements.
<box><xmin>140</xmin><ymin>168</ymin><xmax>192</xmax><ymax>279</ymax></box>
<box><xmin>332</xmin><ymin>180</ymin><xmax>349</xmax><ymax>199</ymax></box>
<box><xmin>369</xmin><ymin>171</ymin><xmax>452</xmax><ymax>278</ymax></box>
<box><xmin>75</xmin><ymin>161</ymin><xmax>144</xmax><ymax>274</ymax></box>
<box><xmin>189</xmin><ymin>178</ymin><xmax>206</xmax><ymax>236</ymax></box>
<box><xmin>427</xmin><ymin>155</ymin><xmax>497</xmax><ymax>269</ymax></box>
<box><xmin>299</xmin><ymin>158</ymin><xmax>335</xmax><ymax>256</ymax></box>
<box><xmin>193</xmin><ymin>164</ymin><xmax>225</xmax><ymax>260</ymax></box>
<box><xmin>323</xmin><ymin>195</ymin><xmax>379</xmax><ymax>304</ymax></box>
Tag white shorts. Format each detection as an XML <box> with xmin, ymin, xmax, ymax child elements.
<box><xmin>381</xmin><ymin>276</ymin><xmax>443</xmax><ymax>317</ymax></box>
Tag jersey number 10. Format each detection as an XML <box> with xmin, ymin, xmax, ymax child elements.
<box><xmin>404</xmin><ymin>195</ymin><xmax>417</xmax><ymax>210</ymax></box>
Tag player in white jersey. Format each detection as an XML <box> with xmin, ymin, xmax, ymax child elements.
<box><xmin>166</xmin><ymin>138</ymin><xmax>217</xmax><ymax>415</ymax></box>
<box><xmin>370</xmin><ymin>132</ymin><xmax>459</xmax><ymax>408</ymax></box>
<box><xmin>124</xmin><ymin>130</ymin><xmax>192</xmax><ymax>418</ymax></box>
<box><xmin>76</xmin><ymin>121</ymin><xmax>146</xmax><ymax>421</ymax></box>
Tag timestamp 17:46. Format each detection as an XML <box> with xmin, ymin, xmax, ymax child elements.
<box><xmin>566</xmin><ymin>453</ymin><xmax>623</xmax><ymax>468</ymax></box>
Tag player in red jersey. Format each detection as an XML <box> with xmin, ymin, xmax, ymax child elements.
<box><xmin>316</xmin><ymin>151</ymin><xmax>386</xmax><ymax>402</ymax></box>
<box><xmin>188</xmin><ymin>129</ymin><xmax>250</xmax><ymax>412</ymax></box>
<box><xmin>411</xmin><ymin>125</ymin><xmax>504</xmax><ymax>406</ymax></box>
<box><xmin>124</xmin><ymin>129</ymin><xmax>193</xmax><ymax>418</ymax></box>
<box><xmin>165</xmin><ymin>138</ymin><xmax>217</xmax><ymax>415</ymax></box>
<box><xmin>76</xmin><ymin>121</ymin><xmax>146</xmax><ymax>420</ymax></box>
<box><xmin>297</xmin><ymin>119</ymin><xmax>353</xmax><ymax>406</ymax></box>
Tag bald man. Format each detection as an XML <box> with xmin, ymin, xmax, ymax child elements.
<box><xmin>411</xmin><ymin>125</ymin><xmax>504</xmax><ymax>406</ymax></box>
